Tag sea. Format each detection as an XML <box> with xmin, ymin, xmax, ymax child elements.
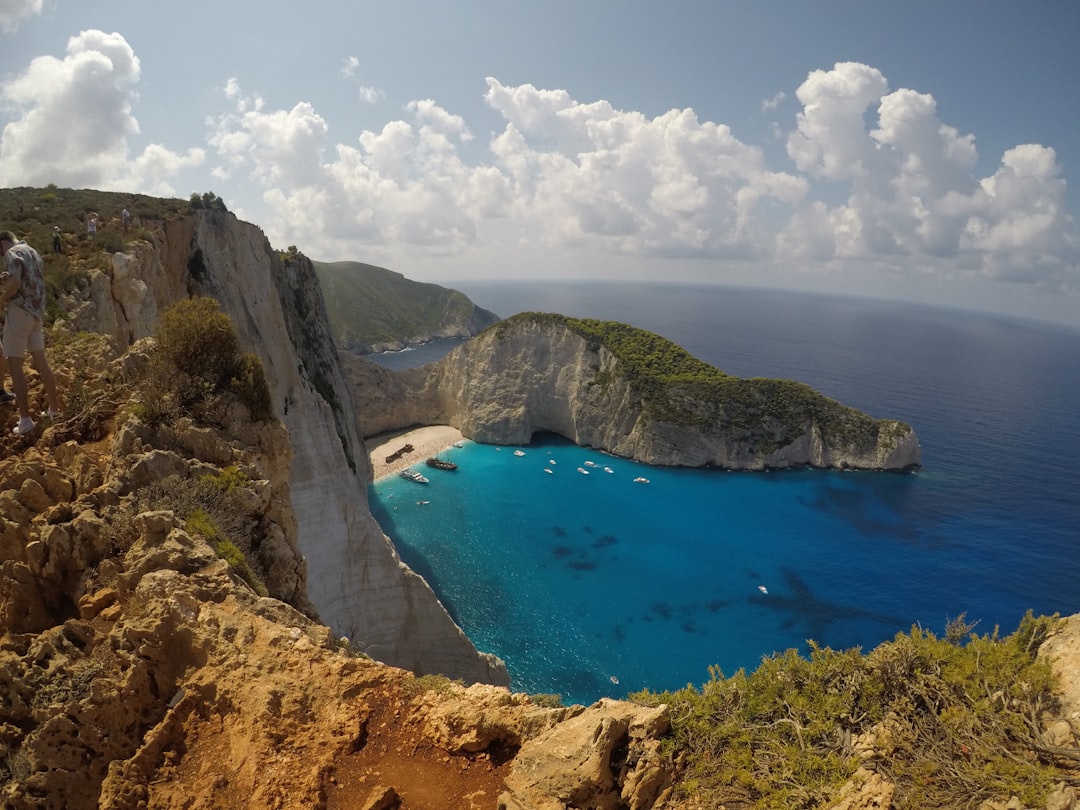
<box><xmin>365</xmin><ymin>281</ymin><xmax>1080</xmax><ymax>707</ymax></box>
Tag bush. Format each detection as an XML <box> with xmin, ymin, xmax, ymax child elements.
<box><xmin>137</xmin><ymin>297</ymin><xmax>272</xmax><ymax>424</ymax></box>
<box><xmin>631</xmin><ymin>612</ymin><xmax>1067</xmax><ymax>809</ymax></box>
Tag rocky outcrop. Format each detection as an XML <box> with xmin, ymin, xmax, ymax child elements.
<box><xmin>0</xmin><ymin>370</ymin><xmax>673</xmax><ymax>808</ymax></box>
<box><xmin>348</xmin><ymin>315</ymin><xmax>922</xmax><ymax>471</ymax></box>
<box><xmin>55</xmin><ymin>210</ymin><xmax>507</xmax><ymax>686</ymax></box>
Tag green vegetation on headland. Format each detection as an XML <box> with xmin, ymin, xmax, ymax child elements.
<box><xmin>493</xmin><ymin>312</ymin><xmax>909</xmax><ymax>455</ymax></box>
<box><xmin>312</xmin><ymin>259</ymin><xmax>498</xmax><ymax>352</ymax></box>
<box><xmin>632</xmin><ymin>612</ymin><xmax>1071</xmax><ymax>809</ymax></box>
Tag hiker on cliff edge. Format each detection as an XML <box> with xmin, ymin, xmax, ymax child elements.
<box><xmin>0</xmin><ymin>230</ymin><xmax>63</xmax><ymax>435</ymax></box>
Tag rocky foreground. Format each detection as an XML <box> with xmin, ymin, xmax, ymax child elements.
<box><xmin>0</xmin><ymin>338</ymin><xmax>674</xmax><ymax>810</ymax></box>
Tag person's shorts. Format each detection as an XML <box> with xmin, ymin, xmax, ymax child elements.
<box><xmin>3</xmin><ymin>305</ymin><xmax>44</xmax><ymax>357</ymax></box>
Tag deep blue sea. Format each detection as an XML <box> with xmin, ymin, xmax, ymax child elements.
<box><xmin>366</xmin><ymin>281</ymin><xmax>1080</xmax><ymax>706</ymax></box>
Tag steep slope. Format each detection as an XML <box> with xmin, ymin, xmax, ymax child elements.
<box><xmin>312</xmin><ymin>259</ymin><xmax>499</xmax><ymax>353</ymax></box>
<box><xmin>348</xmin><ymin>313</ymin><xmax>922</xmax><ymax>471</ymax></box>
<box><xmin>0</xmin><ymin>336</ymin><xmax>673</xmax><ymax>809</ymax></box>
<box><xmin>54</xmin><ymin>207</ymin><xmax>507</xmax><ymax>686</ymax></box>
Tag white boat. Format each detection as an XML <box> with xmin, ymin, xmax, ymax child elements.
<box><xmin>758</xmin><ymin>585</ymin><xmax>769</xmax><ymax>595</ymax></box>
<box><xmin>399</xmin><ymin>468</ymin><xmax>429</xmax><ymax>484</ymax></box>
<box><xmin>452</xmin><ymin>440</ymin><xmax>464</xmax><ymax>448</ymax></box>
<box><xmin>603</xmin><ymin>466</ymin><xmax>614</xmax><ymax>474</ymax></box>
<box><xmin>584</xmin><ymin>460</ymin><xmax>598</xmax><ymax>467</ymax></box>
<box><xmin>549</xmin><ymin>459</ymin><xmax>557</xmax><ymax>465</ymax></box>
<box><xmin>577</xmin><ymin>467</ymin><xmax>590</xmax><ymax>475</ymax></box>
<box><xmin>544</xmin><ymin>468</ymin><xmax>553</xmax><ymax>474</ymax></box>
<box><xmin>633</xmin><ymin>476</ymin><xmax>649</xmax><ymax>483</ymax></box>
<box><xmin>514</xmin><ymin>449</ymin><xmax>526</xmax><ymax>456</ymax></box>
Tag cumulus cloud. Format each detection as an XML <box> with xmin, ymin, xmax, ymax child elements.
<box><xmin>207</xmin><ymin>82</ymin><xmax>500</xmax><ymax>255</ymax></box>
<box><xmin>779</xmin><ymin>61</ymin><xmax>1079</xmax><ymax>289</ymax></box>
<box><xmin>1</xmin><ymin>32</ymin><xmax>1075</xmax><ymax>295</ymax></box>
<box><xmin>0</xmin><ymin>30</ymin><xmax>203</xmax><ymax>194</ymax></box>
<box><xmin>0</xmin><ymin>0</ymin><xmax>41</xmax><ymax>31</ymax></box>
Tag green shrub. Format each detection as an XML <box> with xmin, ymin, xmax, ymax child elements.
<box><xmin>185</xmin><ymin>507</ymin><xmax>267</xmax><ymax>597</ymax></box>
<box><xmin>137</xmin><ymin>297</ymin><xmax>273</xmax><ymax>424</ymax></box>
<box><xmin>631</xmin><ymin>612</ymin><xmax>1066</xmax><ymax>809</ymax></box>
<box><xmin>229</xmin><ymin>353</ymin><xmax>273</xmax><ymax>422</ymax></box>
<box><xmin>134</xmin><ymin>472</ymin><xmax>267</xmax><ymax>597</ymax></box>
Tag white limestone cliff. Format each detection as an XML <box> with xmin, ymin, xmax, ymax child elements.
<box><xmin>57</xmin><ymin>210</ymin><xmax>507</xmax><ymax>686</ymax></box>
<box><xmin>348</xmin><ymin>315</ymin><xmax>922</xmax><ymax>471</ymax></box>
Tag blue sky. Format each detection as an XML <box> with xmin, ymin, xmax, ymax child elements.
<box><xmin>2</xmin><ymin>1</ymin><xmax>1079</xmax><ymax>326</ymax></box>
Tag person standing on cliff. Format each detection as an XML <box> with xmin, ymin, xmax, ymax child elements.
<box><xmin>52</xmin><ymin>226</ymin><xmax>62</xmax><ymax>254</ymax></box>
<box><xmin>0</xmin><ymin>230</ymin><xmax>63</xmax><ymax>435</ymax></box>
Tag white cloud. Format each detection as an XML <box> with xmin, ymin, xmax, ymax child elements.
<box><xmin>1</xmin><ymin>33</ymin><xmax>1076</xmax><ymax>299</ymax></box>
<box><xmin>0</xmin><ymin>30</ymin><xmax>202</xmax><ymax>194</ymax></box>
<box><xmin>340</xmin><ymin>56</ymin><xmax>359</xmax><ymax>79</ymax></box>
<box><xmin>778</xmin><ymin>62</ymin><xmax>1079</xmax><ymax>290</ymax></box>
<box><xmin>762</xmin><ymin>91</ymin><xmax>785</xmax><ymax>112</ymax></box>
<box><xmin>358</xmin><ymin>85</ymin><xmax>383</xmax><ymax>104</ymax></box>
<box><xmin>0</xmin><ymin>0</ymin><xmax>41</xmax><ymax>31</ymax></box>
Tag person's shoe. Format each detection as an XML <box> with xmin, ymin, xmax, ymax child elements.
<box><xmin>12</xmin><ymin>416</ymin><xmax>35</xmax><ymax>436</ymax></box>
<box><xmin>0</xmin><ymin>390</ymin><xmax>14</xmax><ymax>404</ymax></box>
<box><xmin>41</xmin><ymin>409</ymin><xmax>60</xmax><ymax>420</ymax></box>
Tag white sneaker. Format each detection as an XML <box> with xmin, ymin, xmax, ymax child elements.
<box><xmin>41</xmin><ymin>409</ymin><xmax>60</xmax><ymax>420</ymax></box>
<box><xmin>12</xmin><ymin>416</ymin><xmax>35</xmax><ymax>436</ymax></box>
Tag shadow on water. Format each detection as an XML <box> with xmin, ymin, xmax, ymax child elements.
<box><xmin>758</xmin><ymin>568</ymin><xmax>910</xmax><ymax>646</ymax></box>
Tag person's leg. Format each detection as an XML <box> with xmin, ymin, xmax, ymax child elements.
<box><xmin>8</xmin><ymin>355</ymin><xmax>30</xmax><ymax>419</ymax></box>
<box><xmin>30</xmin><ymin>349</ymin><xmax>61</xmax><ymax>414</ymax></box>
<box><xmin>0</xmin><ymin>349</ymin><xmax>11</xmax><ymax>400</ymax></box>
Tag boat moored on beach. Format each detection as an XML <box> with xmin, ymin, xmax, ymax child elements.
<box><xmin>425</xmin><ymin>457</ymin><xmax>458</xmax><ymax>471</ymax></box>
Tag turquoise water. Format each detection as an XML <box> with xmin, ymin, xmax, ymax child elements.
<box><xmin>365</xmin><ymin>283</ymin><xmax>1080</xmax><ymax>706</ymax></box>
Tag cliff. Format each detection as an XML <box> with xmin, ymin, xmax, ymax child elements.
<box><xmin>312</xmin><ymin>259</ymin><xmax>499</xmax><ymax>354</ymax></box>
<box><xmin>347</xmin><ymin>313</ymin><xmax>921</xmax><ymax>471</ymax></box>
<box><xmin>0</xmin><ymin>334</ymin><xmax>673</xmax><ymax>808</ymax></box>
<box><xmin>54</xmin><ymin>209</ymin><xmax>507</xmax><ymax>686</ymax></box>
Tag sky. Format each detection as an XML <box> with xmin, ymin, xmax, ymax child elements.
<box><xmin>2</xmin><ymin>1</ymin><xmax>1079</xmax><ymax>327</ymax></box>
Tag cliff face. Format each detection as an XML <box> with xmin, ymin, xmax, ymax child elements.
<box><xmin>57</xmin><ymin>211</ymin><xmax>507</xmax><ymax>686</ymax></box>
<box><xmin>349</xmin><ymin>316</ymin><xmax>922</xmax><ymax>471</ymax></box>
<box><xmin>0</xmin><ymin>339</ymin><xmax>673</xmax><ymax>808</ymax></box>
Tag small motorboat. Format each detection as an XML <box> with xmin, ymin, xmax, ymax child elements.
<box><xmin>577</xmin><ymin>467</ymin><xmax>590</xmax><ymax>475</ymax></box>
<box><xmin>758</xmin><ymin>585</ymin><xmax>769</xmax><ymax>595</ymax></box>
<box><xmin>514</xmin><ymin>449</ymin><xmax>526</xmax><ymax>456</ymax></box>
<box><xmin>633</xmin><ymin>477</ymin><xmax>649</xmax><ymax>483</ymax></box>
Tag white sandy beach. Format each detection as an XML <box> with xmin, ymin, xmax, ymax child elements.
<box><xmin>367</xmin><ymin>425</ymin><xmax>465</xmax><ymax>481</ymax></box>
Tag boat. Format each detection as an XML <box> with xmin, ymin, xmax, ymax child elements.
<box><xmin>584</xmin><ymin>460</ymin><xmax>598</xmax><ymax>467</ymax></box>
<box><xmin>577</xmin><ymin>467</ymin><xmax>590</xmax><ymax>475</ymax></box>
<box><xmin>758</xmin><ymin>585</ymin><xmax>769</xmax><ymax>595</ymax></box>
<box><xmin>603</xmin><ymin>466</ymin><xmax>614</xmax><ymax>474</ymax></box>
<box><xmin>544</xmin><ymin>468</ymin><xmax>553</xmax><ymax>474</ymax></box>
<box><xmin>633</xmin><ymin>476</ymin><xmax>649</xmax><ymax>483</ymax></box>
<box><xmin>399</xmin><ymin>468</ymin><xmax>429</xmax><ymax>484</ymax></box>
<box><xmin>514</xmin><ymin>449</ymin><xmax>526</xmax><ymax>456</ymax></box>
<box><xmin>425</xmin><ymin>456</ymin><xmax>458</xmax><ymax>471</ymax></box>
<box><xmin>610</xmin><ymin>675</ymin><xmax>620</xmax><ymax>685</ymax></box>
<box><xmin>452</xmin><ymin>440</ymin><xmax>464</xmax><ymax>448</ymax></box>
<box><xmin>549</xmin><ymin>459</ymin><xmax>556</xmax><ymax>465</ymax></box>
<box><xmin>416</xmin><ymin>500</ymin><xmax>430</xmax><ymax>505</ymax></box>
